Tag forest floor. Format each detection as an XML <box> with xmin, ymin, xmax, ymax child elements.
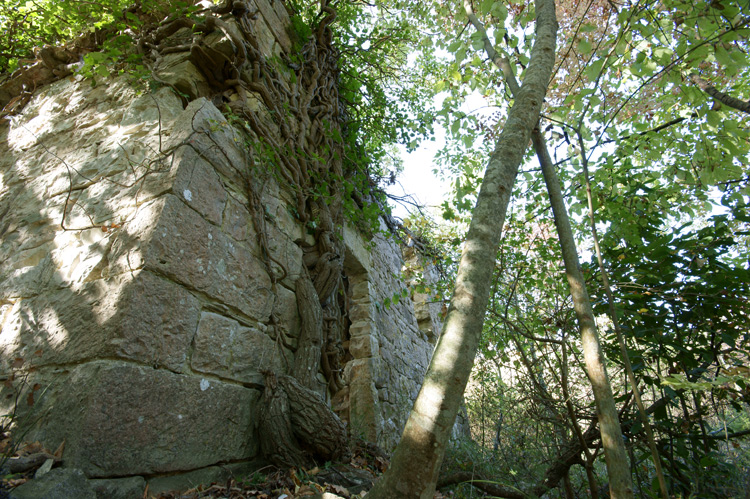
<box><xmin>0</xmin><ymin>438</ymin><xmax>459</xmax><ymax>499</ymax></box>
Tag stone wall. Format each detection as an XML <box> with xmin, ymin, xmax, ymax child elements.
<box><xmin>0</xmin><ymin>0</ymin><xmax>463</xmax><ymax>489</ymax></box>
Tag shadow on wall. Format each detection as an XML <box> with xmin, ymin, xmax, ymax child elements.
<box><xmin>0</xmin><ymin>77</ymin><xmax>290</xmax><ymax>478</ymax></box>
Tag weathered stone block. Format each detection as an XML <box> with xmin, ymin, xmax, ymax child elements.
<box><xmin>343</xmin><ymin>225</ymin><xmax>371</xmax><ymax>273</ymax></box>
<box><xmin>143</xmin><ymin>194</ymin><xmax>273</xmax><ymax>321</ymax></box>
<box><xmin>0</xmin><ymin>270</ymin><xmax>200</xmax><ymax>372</ymax></box>
<box><xmin>10</xmin><ymin>468</ymin><xmax>96</xmax><ymax>499</ymax></box>
<box><xmin>165</xmin><ymin>99</ymin><xmax>247</xmax><ymax>190</ymax></box>
<box><xmin>0</xmin><ymin>250</ymin><xmax>58</xmax><ymax>300</ymax></box>
<box><xmin>223</xmin><ymin>195</ymin><xmax>252</xmax><ymax>242</ymax></box>
<box><xmin>348</xmin><ymin>302</ymin><xmax>373</xmax><ymax>322</ymax></box>
<box><xmin>260</xmin><ymin>180</ymin><xmax>304</xmax><ymax>243</ymax></box>
<box><xmin>349</xmin><ymin>377</ymin><xmax>382</xmax><ymax>443</ymax></box>
<box><xmin>147</xmin><ymin>466</ymin><xmax>230</xmax><ymax>495</ymax></box>
<box><xmin>120</xmin><ymin>86</ymin><xmax>183</xmax><ymax>127</ymax></box>
<box><xmin>17</xmin><ymin>362</ymin><xmax>258</xmax><ymax>477</ymax></box>
<box><xmin>350</xmin><ymin>334</ymin><xmax>379</xmax><ymax>359</ymax></box>
<box><xmin>348</xmin><ymin>320</ymin><xmax>372</xmax><ymax>338</ymax></box>
<box><xmin>266</xmin><ymin>222</ymin><xmax>303</xmax><ymax>286</ymax></box>
<box><xmin>350</xmin><ymin>280</ymin><xmax>372</xmax><ymax>302</ymax></box>
<box><xmin>191</xmin><ymin>312</ymin><xmax>284</xmax><ymax>383</ymax></box>
<box><xmin>274</xmin><ymin>285</ymin><xmax>301</xmax><ymax>348</ymax></box>
<box><xmin>251</xmin><ymin>0</ymin><xmax>292</xmax><ymax>54</ymax></box>
<box><xmin>89</xmin><ymin>476</ymin><xmax>146</xmax><ymax>499</ymax></box>
<box><xmin>343</xmin><ymin>358</ymin><xmax>382</xmax><ymax>387</ymax></box>
<box><xmin>171</xmin><ymin>145</ymin><xmax>228</xmax><ymax>225</ymax></box>
<box><xmin>153</xmin><ymin>52</ymin><xmax>211</xmax><ymax>100</ymax></box>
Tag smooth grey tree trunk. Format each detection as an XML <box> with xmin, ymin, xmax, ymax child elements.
<box><xmin>366</xmin><ymin>1</ymin><xmax>558</xmax><ymax>497</ymax></box>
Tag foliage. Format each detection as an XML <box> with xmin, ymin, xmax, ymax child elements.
<box><xmin>0</xmin><ymin>0</ymin><xmax>126</xmax><ymax>73</ymax></box>
<box><xmin>386</xmin><ymin>0</ymin><xmax>750</xmax><ymax>496</ymax></box>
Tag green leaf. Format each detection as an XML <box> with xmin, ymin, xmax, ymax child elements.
<box><xmin>580</xmin><ymin>23</ymin><xmax>597</xmax><ymax>33</ymax></box>
<box><xmin>577</xmin><ymin>39</ymin><xmax>592</xmax><ymax>55</ymax></box>
<box><xmin>585</xmin><ymin>58</ymin><xmax>605</xmax><ymax>81</ymax></box>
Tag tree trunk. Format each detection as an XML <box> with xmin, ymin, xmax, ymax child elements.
<box><xmin>366</xmin><ymin>1</ymin><xmax>558</xmax><ymax>497</ymax></box>
<box><xmin>533</xmin><ymin>130</ymin><xmax>634</xmax><ymax>498</ymax></box>
<box><xmin>258</xmin><ymin>373</ymin><xmax>350</xmax><ymax>468</ymax></box>
<box><xmin>577</xmin><ymin>131</ymin><xmax>669</xmax><ymax>499</ymax></box>
<box><xmin>294</xmin><ymin>270</ymin><xmax>324</xmax><ymax>391</ymax></box>
<box><xmin>464</xmin><ymin>1</ymin><xmax>633</xmax><ymax>496</ymax></box>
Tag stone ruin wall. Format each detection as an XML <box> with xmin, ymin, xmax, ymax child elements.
<box><xmin>0</xmin><ymin>0</ymin><xmax>464</xmax><ymax>492</ymax></box>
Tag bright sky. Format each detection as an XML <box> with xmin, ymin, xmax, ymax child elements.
<box><xmin>386</xmin><ymin>130</ymin><xmax>448</xmax><ymax>221</ymax></box>
<box><xmin>386</xmin><ymin>91</ymin><xmax>493</xmax><ymax>221</ymax></box>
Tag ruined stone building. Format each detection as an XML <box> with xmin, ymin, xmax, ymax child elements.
<box><xmin>0</xmin><ymin>0</ymin><xmax>464</xmax><ymax>494</ymax></box>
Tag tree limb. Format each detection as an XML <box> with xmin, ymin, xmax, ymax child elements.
<box><xmin>689</xmin><ymin>73</ymin><xmax>750</xmax><ymax>114</ymax></box>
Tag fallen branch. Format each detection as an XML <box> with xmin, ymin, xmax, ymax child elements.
<box><xmin>438</xmin><ymin>471</ymin><xmax>529</xmax><ymax>499</ymax></box>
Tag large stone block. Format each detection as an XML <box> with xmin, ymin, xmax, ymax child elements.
<box><xmin>142</xmin><ymin>194</ymin><xmax>273</xmax><ymax>321</ymax></box>
<box><xmin>165</xmin><ymin>99</ymin><xmax>248</xmax><ymax>190</ymax></box>
<box><xmin>350</xmin><ymin>334</ymin><xmax>379</xmax><ymax>359</ymax></box>
<box><xmin>274</xmin><ymin>284</ymin><xmax>301</xmax><ymax>349</ymax></box>
<box><xmin>120</xmin><ymin>86</ymin><xmax>183</xmax><ymax>127</ymax></box>
<box><xmin>171</xmin><ymin>145</ymin><xmax>228</xmax><ymax>226</ymax></box>
<box><xmin>251</xmin><ymin>0</ymin><xmax>292</xmax><ymax>54</ymax></box>
<box><xmin>0</xmin><ymin>249</ymin><xmax>59</xmax><ymax>300</ymax></box>
<box><xmin>191</xmin><ymin>312</ymin><xmax>284</xmax><ymax>384</ymax></box>
<box><xmin>0</xmin><ymin>270</ymin><xmax>200</xmax><ymax>372</ymax></box>
<box><xmin>343</xmin><ymin>225</ymin><xmax>371</xmax><ymax>274</ymax></box>
<box><xmin>89</xmin><ymin>476</ymin><xmax>147</xmax><ymax>499</ymax></box>
<box><xmin>222</xmin><ymin>195</ymin><xmax>252</xmax><ymax>242</ymax></box>
<box><xmin>10</xmin><ymin>468</ymin><xmax>96</xmax><ymax>499</ymax></box>
<box><xmin>146</xmin><ymin>462</ymin><xmax>262</xmax><ymax>495</ymax></box>
<box><xmin>265</xmin><ymin>222</ymin><xmax>303</xmax><ymax>286</ymax></box>
<box><xmin>349</xmin><ymin>376</ymin><xmax>382</xmax><ymax>443</ymax></box>
<box><xmin>16</xmin><ymin>362</ymin><xmax>259</xmax><ymax>477</ymax></box>
<box><xmin>153</xmin><ymin>52</ymin><xmax>211</xmax><ymax>100</ymax></box>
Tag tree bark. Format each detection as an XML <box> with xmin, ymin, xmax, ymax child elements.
<box><xmin>258</xmin><ymin>373</ymin><xmax>350</xmax><ymax>468</ymax></box>
<box><xmin>294</xmin><ymin>270</ymin><xmax>324</xmax><ymax>391</ymax></box>
<box><xmin>366</xmin><ymin>1</ymin><xmax>558</xmax><ymax>497</ymax></box>
<box><xmin>533</xmin><ymin>131</ymin><xmax>634</xmax><ymax>498</ymax></box>
<box><xmin>689</xmin><ymin>73</ymin><xmax>750</xmax><ymax>114</ymax></box>
<box><xmin>437</xmin><ymin>472</ymin><xmax>529</xmax><ymax>499</ymax></box>
<box><xmin>577</xmin><ymin>130</ymin><xmax>669</xmax><ymax>498</ymax></box>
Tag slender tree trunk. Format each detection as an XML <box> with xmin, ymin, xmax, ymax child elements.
<box><xmin>577</xmin><ymin>132</ymin><xmax>669</xmax><ymax>499</ymax></box>
<box><xmin>463</xmin><ymin>2</ymin><xmax>633</xmax><ymax>496</ymax></box>
<box><xmin>366</xmin><ymin>2</ymin><xmax>558</xmax><ymax>497</ymax></box>
<box><xmin>533</xmin><ymin>131</ymin><xmax>634</xmax><ymax>498</ymax></box>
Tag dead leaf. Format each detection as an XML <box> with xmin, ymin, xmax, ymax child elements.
<box><xmin>11</xmin><ymin>358</ymin><xmax>24</xmax><ymax>369</ymax></box>
<box><xmin>53</xmin><ymin>440</ymin><xmax>65</xmax><ymax>459</ymax></box>
<box><xmin>296</xmin><ymin>485</ymin><xmax>317</xmax><ymax>496</ymax></box>
<box><xmin>17</xmin><ymin>441</ymin><xmax>44</xmax><ymax>456</ymax></box>
<box><xmin>331</xmin><ymin>483</ymin><xmax>350</xmax><ymax>497</ymax></box>
<box><xmin>290</xmin><ymin>470</ymin><xmax>301</xmax><ymax>487</ymax></box>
